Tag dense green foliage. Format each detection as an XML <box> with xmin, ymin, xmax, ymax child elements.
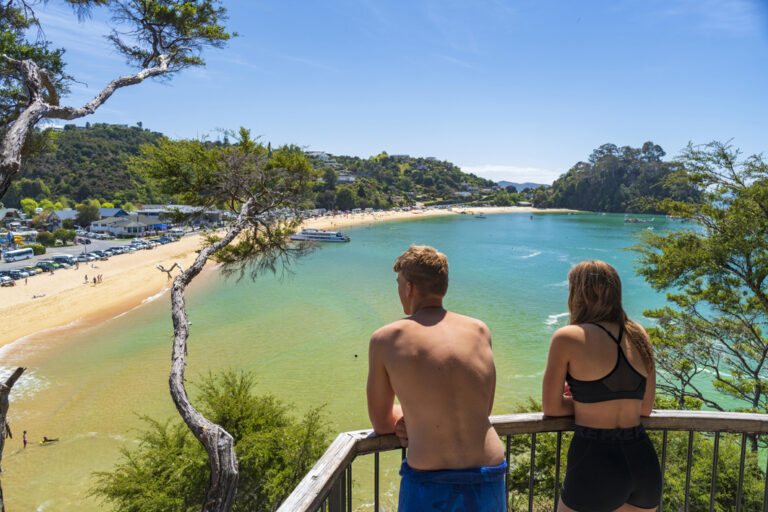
<box><xmin>7</xmin><ymin>124</ymin><xmax>168</xmax><ymax>207</ymax></box>
<box><xmin>309</xmin><ymin>152</ymin><xmax>496</xmax><ymax>210</ymax></box>
<box><xmin>27</xmin><ymin>243</ymin><xmax>45</xmax><ymax>255</ymax></box>
<box><xmin>543</xmin><ymin>142</ymin><xmax>701</xmax><ymax>212</ymax></box>
<box><xmin>91</xmin><ymin>370</ymin><xmax>329</xmax><ymax>512</ymax></box>
<box><xmin>506</xmin><ymin>399</ymin><xmax>766</xmax><ymax>511</ymax></box>
<box><xmin>633</xmin><ymin>142</ymin><xmax>768</xmax><ymax>416</ymax></box>
<box><xmin>0</xmin><ymin>3</ymin><xmax>67</xmax><ymax>138</ymax></box>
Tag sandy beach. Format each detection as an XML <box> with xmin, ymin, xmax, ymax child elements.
<box><xmin>0</xmin><ymin>206</ymin><xmax>565</xmax><ymax>349</ymax></box>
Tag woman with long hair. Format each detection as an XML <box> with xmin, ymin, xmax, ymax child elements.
<box><xmin>543</xmin><ymin>260</ymin><xmax>661</xmax><ymax>512</ymax></box>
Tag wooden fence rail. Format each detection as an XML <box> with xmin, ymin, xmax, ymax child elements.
<box><xmin>277</xmin><ymin>411</ymin><xmax>768</xmax><ymax>512</ymax></box>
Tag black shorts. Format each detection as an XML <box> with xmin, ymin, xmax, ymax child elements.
<box><xmin>560</xmin><ymin>424</ymin><xmax>661</xmax><ymax>512</ymax></box>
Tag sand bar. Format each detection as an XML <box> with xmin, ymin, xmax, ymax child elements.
<box><xmin>0</xmin><ymin>206</ymin><xmax>568</xmax><ymax>350</ymax></box>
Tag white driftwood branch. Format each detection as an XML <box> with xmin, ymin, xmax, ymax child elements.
<box><xmin>0</xmin><ymin>54</ymin><xmax>172</xmax><ymax>199</ymax></box>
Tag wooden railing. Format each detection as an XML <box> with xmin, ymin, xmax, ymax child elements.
<box><xmin>278</xmin><ymin>411</ymin><xmax>768</xmax><ymax>512</ymax></box>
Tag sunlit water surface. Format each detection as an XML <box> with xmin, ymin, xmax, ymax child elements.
<box><xmin>2</xmin><ymin>212</ymin><xmax>684</xmax><ymax>510</ymax></box>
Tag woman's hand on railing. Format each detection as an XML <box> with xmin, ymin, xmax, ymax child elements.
<box><xmin>395</xmin><ymin>416</ymin><xmax>408</xmax><ymax>447</ymax></box>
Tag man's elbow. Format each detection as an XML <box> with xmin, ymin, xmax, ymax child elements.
<box><xmin>369</xmin><ymin>415</ymin><xmax>394</xmax><ymax>435</ymax></box>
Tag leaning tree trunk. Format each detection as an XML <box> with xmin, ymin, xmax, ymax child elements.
<box><xmin>161</xmin><ymin>200</ymin><xmax>254</xmax><ymax>512</ymax></box>
<box><xmin>0</xmin><ymin>367</ymin><xmax>26</xmax><ymax>512</ymax></box>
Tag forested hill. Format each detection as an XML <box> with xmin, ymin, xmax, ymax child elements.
<box><xmin>4</xmin><ymin>124</ymin><xmax>499</xmax><ymax>211</ymax></box>
<box><xmin>7</xmin><ymin>123</ymin><xmax>166</xmax><ymax>207</ymax></box>
<box><xmin>310</xmin><ymin>152</ymin><xmax>496</xmax><ymax>210</ymax></box>
<box><xmin>542</xmin><ymin>142</ymin><xmax>701</xmax><ymax>213</ymax></box>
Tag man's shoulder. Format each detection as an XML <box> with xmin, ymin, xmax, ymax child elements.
<box><xmin>445</xmin><ymin>311</ymin><xmax>490</xmax><ymax>334</ymax></box>
<box><xmin>370</xmin><ymin>319</ymin><xmax>410</xmax><ymax>343</ymax></box>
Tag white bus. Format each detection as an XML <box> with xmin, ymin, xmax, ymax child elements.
<box><xmin>3</xmin><ymin>247</ymin><xmax>34</xmax><ymax>262</ymax></box>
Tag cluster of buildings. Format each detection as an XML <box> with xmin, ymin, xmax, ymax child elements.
<box><xmin>0</xmin><ymin>205</ymin><xmax>229</xmax><ymax>239</ymax></box>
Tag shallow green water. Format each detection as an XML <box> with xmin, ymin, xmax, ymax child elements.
<box><xmin>1</xmin><ymin>212</ymin><xmax>678</xmax><ymax>510</ymax></box>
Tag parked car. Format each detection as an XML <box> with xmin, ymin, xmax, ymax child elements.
<box><xmin>87</xmin><ymin>252</ymin><xmax>107</xmax><ymax>261</ymax></box>
<box><xmin>36</xmin><ymin>261</ymin><xmax>54</xmax><ymax>271</ymax></box>
<box><xmin>22</xmin><ymin>265</ymin><xmax>42</xmax><ymax>275</ymax></box>
<box><xmin>77</xmin><ymin>254</ymin><xmax>95</xmax><ymax>262</ymax></box>
<box><xmin>8</xmin><ymin>270</ymin><xmax>25</xmax><ymax>280</ymax></box>
<box><xmin>0</xmin><ymin>275</ymin><xmax>13</xmax><ymax>287</ymax></box>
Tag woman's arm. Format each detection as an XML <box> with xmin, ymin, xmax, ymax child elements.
<box><xmin>641</xmin><ymin>368</ymin><xmax>656</xmax><ymax>416</ymax></box>
<box><xmin>542</xmin><ymin>331</ymin><xmax>575</xmax><ymax>417</ymax></box>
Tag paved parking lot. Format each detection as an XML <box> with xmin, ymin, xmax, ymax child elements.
<box><xmin>0</xmin><ymin>239</ymin><xmax>135</xmax><ymax>271</ymax></box>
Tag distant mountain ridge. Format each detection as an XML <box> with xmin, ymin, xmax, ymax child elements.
<box><xmin>497</xmin><ymin>181</ymin><xmax>546</xmax><ymax>191</ymax></box>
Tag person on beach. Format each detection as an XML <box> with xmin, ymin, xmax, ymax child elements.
<box><xmin>367</xmin><ymin>245</ymin><xmax>506</xmax><ymax>512</ymax></box>
<box><xmin>22</xmin><ymin>430</ymin><xmax>27</xmax><ymax>448</ymax></box>
<box><xmin>84</xmin><ymin>274</ymin><xmax>88</xmax><ymax>284</ymax></box>
<box><xmin>542</xmin><ymin>260</ymin><xmax>660</xmax><ymax>512</ymax></box>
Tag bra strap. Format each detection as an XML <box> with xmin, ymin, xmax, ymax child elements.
<box><xmin>588</xmin><ymin>322</ymin><xmax>622</xmax><ymax>344</ymax></box>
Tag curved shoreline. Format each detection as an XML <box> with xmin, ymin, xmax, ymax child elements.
<box><xmin>0</xmin><ymin>206</ymin><xmax>569</xmax><ymax>351</ymax></box>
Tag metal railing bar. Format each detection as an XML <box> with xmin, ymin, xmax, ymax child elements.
<box><xmin>763</xmin><ymin>433</ymin><xmax>768</xmax><ymax>512</ymax></box>
<box><xmin>709</xmin><ymin>431</ymin><xmax>720</xmax><ymax>512</ymax></box>
<box><xmin>684</xmin><ymin>430</ymin><xmax>693</xmax><ymax>511</ymax></box>
<box><xmin>659</xmin><ymin>430</ymin><xmax>668</xmax><ymax>512</ymax></box>
<box><xmin>346</xmin><ymin>465</ymin><xmax>352</xmax><ymax>512</ymax></box>
<box><xmin>554</xmin><ymin>432</ymin><xmax>562</xmax><ymax>512</ymax></box>
<box><xmin>736</xmin><ymin>432</ymin><xmax>746</xmax><ymax>512</ymax></box>
<box><xmin>374</xmin><ymin>452</ymin><xmax>379</xmax><ymax>512</ymax></box>
<box><xmin>529</xmin><ymin>432</ymin><xmax>536</xmax><ymax>512</ymax></box>
<box><xmin>505</xmin><ymin>435</ymin><xmax>511</xmax><ymax>506</ymax></box>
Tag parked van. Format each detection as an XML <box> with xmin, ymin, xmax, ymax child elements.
<box><xmin>169</xmin><ymin>228</ymin><xmax>185</xmax><ymax>237</ymax></box>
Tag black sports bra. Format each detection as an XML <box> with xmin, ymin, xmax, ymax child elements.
<box><xmin>565</xmin><ymin>323</ymin><xmax>647</xmax><ymax>403</ymax></box>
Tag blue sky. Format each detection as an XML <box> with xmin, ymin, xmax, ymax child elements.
<box><xmin>33</xmin><ymin>0</ymin><xmax>768</xmax><ymax>184</ymax></box>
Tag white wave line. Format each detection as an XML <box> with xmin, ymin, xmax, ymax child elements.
<box><xmin>545</xmin><ymin>312</ymin><xmax>569</xmax><ymax>326</ymax></box>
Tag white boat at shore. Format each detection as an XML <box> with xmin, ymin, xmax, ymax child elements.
<box><xmin>290</xmin><ymin>228</ymin><xmax>350</xmax><ymax>243</ymax></box>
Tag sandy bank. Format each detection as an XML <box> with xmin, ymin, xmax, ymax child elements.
<box><xmin>0</xmin><ymin>206</ymin><xmax>571</xmax><ymax>349</ymax></box>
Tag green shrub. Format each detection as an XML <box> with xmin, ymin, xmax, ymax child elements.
<box><xmin>91</xmin><ymin>370</ymin><xmax>329</xmax><ymax>511</ymax></box>
<box><xmin>27</xmin><ymin>243</ymin><xmax>45</xmax><ymax>255</ymax></box>
<box><xmin>35</xmin><ymin>231</ymin><xmax>55</xmax><ymax>246</ymax></box>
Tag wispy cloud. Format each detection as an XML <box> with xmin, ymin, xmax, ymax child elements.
<box><xmin>33</xmin><ymin>5</ymin><xmax>119</xmax><ymax>61</ymax></box>
<box><xmin>648</xmin><ymin>0</ymin><xmax>765</xmax><ymax>36</ymax></box>
<box><xmin>460</xmin><ymin>164</ymin><xmax>563</xmax><ymax>185</ymax></box>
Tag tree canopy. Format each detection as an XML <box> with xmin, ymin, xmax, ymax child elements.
<box><xmin>633</xmin><ymin>141</ymin><xmax>768</xmax><ymax>416</ymax></box>
<box><xmin>544</xmin><ymin>142</ymin><xmax>701</xmax><ymax>212</ymax></box>
<box><xmin>0</xmin><ymin>0</ymin><xmax>233</xmax><ymax>200</ymax></box>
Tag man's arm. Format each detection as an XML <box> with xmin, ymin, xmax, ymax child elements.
<box><xmin>366</xmin><ymin>330</ymin><xmax>403</xmax><ymax>434</ymax></box>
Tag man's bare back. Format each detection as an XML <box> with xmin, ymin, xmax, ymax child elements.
<box><xmin>368</xmin><ymin>307</ymin><xmax>505</xmax><ymax>470</ymax></box>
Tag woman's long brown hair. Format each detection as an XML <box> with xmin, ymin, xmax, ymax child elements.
<box><xmin>568</xmin><ymin>260</ymin><xmax>655</xmax><ymax>373</ymax></box>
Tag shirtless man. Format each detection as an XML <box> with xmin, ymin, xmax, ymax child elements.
<box><xmin>367</xmin><ymin>245</ymin><xmax>506</xmax><ymax>512</ymax></box>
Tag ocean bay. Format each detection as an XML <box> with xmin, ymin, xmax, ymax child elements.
<box><xmin>2</xmin><ymin>212</ymin><xmax>672</xmax><ymax>510</ymax></box>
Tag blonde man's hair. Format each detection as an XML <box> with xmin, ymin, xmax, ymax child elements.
<box><xmin>393</xmin><ymin>245</ymin><xmax>449</xmax><ymax>296</ymax></box>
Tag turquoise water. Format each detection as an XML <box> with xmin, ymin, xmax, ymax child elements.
<box><xmin>2</xmin><ymin>212</ymin><xmax>676</xmax><ymax>510</ymax></box>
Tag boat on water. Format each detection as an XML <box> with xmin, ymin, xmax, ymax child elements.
<box><xmin>290</xmin><ymin>228</ymin><xmax>350</xmax><ymax>243</ymax></box>
<box><xmin>475</xmin><ymin>214</ymin><xmax>486</xmax><ymax>219</ymax></box>
<box><xmin>624</xmin><ymin>216</ymin><xmax>654</xmax><ymax>224</ymax></box>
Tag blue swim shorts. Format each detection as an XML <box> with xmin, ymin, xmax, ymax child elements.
<box><xmin>398</xmin><ymin>458</ymin><xmax>507</xmax><ymax>512</ymax></box>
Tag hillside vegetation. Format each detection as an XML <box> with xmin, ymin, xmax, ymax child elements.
<box><xmin>541</xmin><ymin>142</ymin><xmax>701</xmax><ymax>212</ymax></box>
<box><xmin>5</xmin><ymin>123</ymin><xmax>166</xmax><ymax>208</ymax></box>
<box><xmin>3</xmin><ymin>125</ymin><xmax>701</xmax><ymax>214</ymax></box>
